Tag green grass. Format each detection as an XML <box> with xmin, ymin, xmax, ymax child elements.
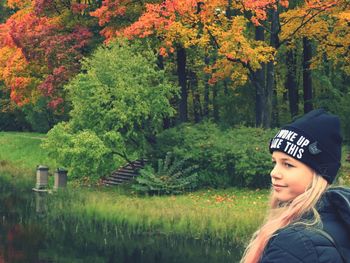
<box><xmin>54</xmin><ymin>186</ymin><xmax>268</xmax><ymax>245</ymax></box>
<box><xmin>0</xmin><ymin>131</ymin><xmax>56</xmax><ymax>176</ymax></box>
<box><xmin>37</xmin><ymin>186</ymin><xmax>268</xmax><ymax>248</ymax></box>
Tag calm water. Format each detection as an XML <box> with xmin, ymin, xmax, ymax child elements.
<box><xmin>0</xmin><ymin>181</ymin><xmax>242</xmax><ymax>263</ymax></box>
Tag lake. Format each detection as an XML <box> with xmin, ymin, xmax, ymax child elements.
<box><xmin>0</xmin><ymin>180</ymin><xmax>242</xmax><ymax>263</ymax></box>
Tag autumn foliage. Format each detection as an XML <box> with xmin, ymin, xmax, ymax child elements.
<box><xmin>0</xmin><ymin>1</ymin><xmax>94</xmax><ymax>109</ymax></box>
<box><xmin>0</xmin><ymin>0</ymin><xmax>349</xmax><ymax>125</ymax></box>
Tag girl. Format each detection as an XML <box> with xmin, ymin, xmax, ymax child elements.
<box><xmin>241</xmin><ymin>109</ymin><xmax>350</xmax><ymax>263</ymax></box>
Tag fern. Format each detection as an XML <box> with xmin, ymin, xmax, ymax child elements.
<box><xmin>132</xmin><ymin>152</ymin><xmax>198</xmax><ymax>195</ymax></box>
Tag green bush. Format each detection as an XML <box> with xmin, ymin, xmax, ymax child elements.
<box><xmin>42</xmin><ymin>123</ymin><xmax>112</xmax><ymax>180</ymax></box>
<box><xmin>150</xmin><ymin>122</ymin><xmax>276</xmax><ymax>188</ymax></box>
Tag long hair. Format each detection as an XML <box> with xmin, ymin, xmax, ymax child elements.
<box><xmin>240</xmin><ymin>174</ymin><xmax>328</xmax><ymax>263</ymax></box>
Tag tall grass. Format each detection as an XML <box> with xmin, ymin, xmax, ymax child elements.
<box><xmin>43</xmin><ymin>187</ymin><xmax>268</xmax><ymax>246</ymax></box>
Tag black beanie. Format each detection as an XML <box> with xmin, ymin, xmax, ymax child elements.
<box><xmin>269</xmin><ymin>109</ymin><xmax>342</xmax><ymax>184</ymax></box>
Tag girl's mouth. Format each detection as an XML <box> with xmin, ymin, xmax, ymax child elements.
<box><xmin>273</xmin><ymin>184</ymin><xmax>287</xmax><ymax>191</ymax></box>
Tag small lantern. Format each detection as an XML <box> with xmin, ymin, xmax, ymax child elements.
<box><xmin>54</xmin><ymin>168</ymin><xmax>68</xmax><ymax>190</ymax></box>
<box><xmin>36</xmin><ymin>165</ymin><xmax>49</xmax><ymax>190</ymax></box>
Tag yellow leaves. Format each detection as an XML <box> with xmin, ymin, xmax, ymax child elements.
<box><xmin>206</xmin><ymin>16</ymin><xmax>275</xmax><ymax>84</ymax></box>
<box><xmin>337</xmin><ymin>10</ymin><xmax>350</xmax><ymax>21</ymax></box>
<box><xmin>0</xmin><ymin>46</ymin><xmax>16</xmax><ymax>70</ymax></box>
<box><xmin>6</xmin><ymin>0</ymin><xmax>32</xmax><ymax>9</ymax></box>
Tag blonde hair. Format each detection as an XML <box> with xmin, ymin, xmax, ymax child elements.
<box><xmin>240</xmin><ymin>174</ymin><xmax>328</xmax><ymax>263</ymax></box>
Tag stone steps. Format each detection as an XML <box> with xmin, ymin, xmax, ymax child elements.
<box><xmin>102</xmin><ymin>159</ymin><xmax>147</xmax><ymax>186</ymax></box>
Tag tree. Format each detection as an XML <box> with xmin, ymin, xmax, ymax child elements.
<box><xmin>121</xmin><ymin>0</ymin><xmax>275</xmax><ymax>123</ymax></box>
<box><xmin>43</xmin><ymin>40</ymin><xmax>178</xmax><ymax>179</ymax></box>
<box><xmin>279</xmin><ymin>0</ymin><xmax>350</xmax><ymax>113</ymax></box>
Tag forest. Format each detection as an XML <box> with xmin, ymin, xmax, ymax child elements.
<box><xmin>0</xmin><ymin>0</ymin><xmax>349</xmax><ymax>188</ymax></box>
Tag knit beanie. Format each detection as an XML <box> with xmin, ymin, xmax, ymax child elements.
<box><xmin>269</xmin><ymin>109</ymin><xmax>342</xmax><ymax>184</ymax></box>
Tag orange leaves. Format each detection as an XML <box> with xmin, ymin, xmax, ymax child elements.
<box><xmin>123</xmin><ymin>0</ymin><xmax>228</xmax><ymax>55</ymax></box>
<box><xmin>6</xmin><ymin>0</ymin><xmax>31</xmax><ymax>9</ymax></box>
<box><xmin>10</xmin><ymin>77</ymin><xmax>32</xmax><ymax>106</ymax></box>
<box><xmin>123</xmin><ymin>2</ymin><xmax>177</xmax><ymax>39</ymax></box>
<box><xmin>122</xmin><ymin>1</ymin><xmax>195</xmax><ymax>55</ymax></box>
<box><xmin>90</xmin><ymin>0</ymin><xmax>128</xmax><ymax>26</ymax></box>
<box><xmin>304</xmin><ymin>0</ymin><xmax>338</xmax><ymax>10</ymax></box>
<box><xmin>123</xmin><ymin>3</ymin><xmax>168</xmax><ymax>39</ymax></box>
<box><xmin>337</xmin><ymin>10</ymin><xmax>350</xmax><ymax>21</ymax></box>
<box><xmin>121</xmin><ymin>0</ymin><xmax>277</xmax><ymax>85</ymax></box>
<box><xmin>207</xmin><ymin>16</ymin><xmax>275</xmax><ymax>85</ymax></box>
<box><xmin>0</xmin><ymin>46</ymin><xmax>38</xmax><ymax>107</ymax></box>
<box><xmin>242</xmin><ymin>0</ymin><xmax>280</xmax><ymax>25</ymax></box>
<box><xmin>279</xmin><ymin>0</ymin><xmax>350</xmax><ymax>73</ymax></box>
<box><xmin>90</xmin><ymin>0</ymin><xmax>142</xmax><ymax>41</ymax></box>
<box><xmin>0</xmin><ymin>3</ymin><xmax>93</xmax><ymax>108</ymax></box>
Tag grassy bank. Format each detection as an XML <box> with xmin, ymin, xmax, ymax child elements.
<box><xmin>0</xmin><ymin>131</ymin><xmax>269</xmax><ymax>245</ymax></box>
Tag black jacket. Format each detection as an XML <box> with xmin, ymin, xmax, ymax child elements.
<box><xmin>260</xmin><ymin>187</ymin><xmax>350</xmax><ymax>263</ymax></box>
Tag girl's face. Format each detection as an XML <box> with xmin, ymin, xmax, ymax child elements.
<box><xmin>270</xmin><ymin>151</ymin><xmax>314</xmax><ymax>202</ymax></box>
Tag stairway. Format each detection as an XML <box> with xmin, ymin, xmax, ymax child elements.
<box><xmin>102</xmin><ymin>159</ymin><xmax>147</xmax><ymax>186</ymax></box>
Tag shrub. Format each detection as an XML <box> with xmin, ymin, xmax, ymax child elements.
<box><xmin>150</xmin><ymin>122</ymin><xmax>276</xmax><ymax>188</ymax></box>
<box><xmin>42</xmin><ymin>123</ymin><xmax>112</xmax><ymax>180</ymax></box>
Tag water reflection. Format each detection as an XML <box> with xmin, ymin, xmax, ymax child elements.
<box><xmin>0</xmin><ymin>180</ymin><xmax>242</xmax><ymax>263</ymax></box>
<box><xmin>35</xmin><ymin>192</ymin><xmax>48</xmax><ymax>216</ymax></box>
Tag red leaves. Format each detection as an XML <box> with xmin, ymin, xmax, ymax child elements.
<box><xmin>90</xmin><ymin>0</ymin><xmax>128</xmax><ymax>26</ymax></box>
<box><xmin>33</xmin><ymin>0</ymin><xmax>54</xmax><ymax>15</ymax></box>
<box><xmin>243</xmin><ymin>0</ymin><xmax>280</xmax><ymax>25</ymax></box>
<box><xmin>71</xmin><ymin>3</ymin><xmax>89</xmax><ymax>14</ymax></box>
<box><xmin>1</xmin><ymin>10</ymin><xmax>93</xmax><ymax>109</ymax></box>
<box><xmin>47</xmin><ymin>97</ymin><xmax>64</xmax><ymax>109</ymax></box>
<box><xmin>123</xmin><ymin>0</ymin><xmax>199</xmax><ymax>40</ymax></box>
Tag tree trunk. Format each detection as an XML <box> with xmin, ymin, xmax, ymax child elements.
<box><xmin>254</xmin><ymin>26</ymin><xmax>265</xmax><ymax>127</ymax></box>
<box><xmin>158</xmin><ymin>54</ymin><xmax>171</xmax><ymax>129</ymax></box>
<box><xmin>188</xmin><ymin>71</ymin><xmax>202</xmax><ymax>123</ymax></box>
<box><xmin>203</xmin><ymin>56</ymin><xmax>210</xmax><ymax>118</ymax></box>
<box><xmin>213</xmin><ymin>84</ymin><xmax>219</xmax><ymax>122</ymax></box>
<box><xmin>265</xmin><ymin>9</ymin><xmax>279</xmax><ymax>128</ymax></box>
<box><xmin>177</xmin><ymin>46</ymin><xmax>188</xmax><ymax>122</ymax></box>
<box><xmin>303</xmin><ymin>37</ymin><xmax>313</xmax><ymax>113</ymax></box>
<box><xmin>286</xmin><ymin>47</ymin><xmax>298</xmax><ymax>118</ymax></box>
<box><xmin>226</xmin><ymin>0</ymin><xmax>232</xmax><ymax>19</ymax></box>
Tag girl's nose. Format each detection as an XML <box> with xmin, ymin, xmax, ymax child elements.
<box><xmin>270</xmin><ymin>165</ymin><xmax>282</xmax><ymax>179</ymax></box>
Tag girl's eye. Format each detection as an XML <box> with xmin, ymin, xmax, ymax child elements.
<box><xmin>284</xmin><ymin>162</ymin><xmax>294</xmax><ymax>168</ymax></box>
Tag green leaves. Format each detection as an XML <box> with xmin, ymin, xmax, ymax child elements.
<box><xmin>151</xmin><ymin>122</ymin><xmax>276</xmax><ymax>188</ymax></box>
<box><xmin>43</xmin><ymin>39</ymin><xmax>178</xmax><ymax>179</ymax></box>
